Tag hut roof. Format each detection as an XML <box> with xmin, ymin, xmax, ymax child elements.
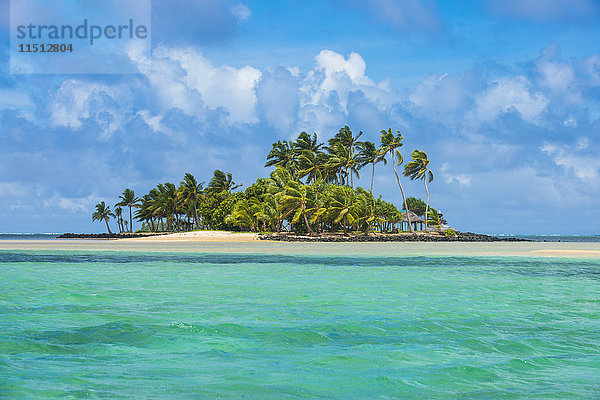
<box><xmin>402</xmin><ymin>211</ymin><xmax>424</xmax><ymax>222</ymax></box>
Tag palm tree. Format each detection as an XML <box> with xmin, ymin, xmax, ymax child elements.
<box><xmin>380</xmin><ymin>128</ymin><xmax>413</xmax><ymax>233</ymax></box>
<box><xmin>92</xmin><ymin>201</ymin><xmax>115</xmax><ymax>234</ymax></box>
<box><xmin>208</xmin><ymin>170</ymin><xmax>242</xmax><ymax>193</ymax></box>
<box><xmin>427</xmin><ymin>209</ymin><xmax>441</xmax><ymax>231</ymax></box>
<box><xmin>404</xmin><ymin>150</ymin><xmax>434</xmax><ymax>230</ymax></box>
<box><xmin>358</xmin><ymin>141</ymin><xmax>387</xmax><ymax>193</ymax></box>
<box><xmin>295</xmin><ymin>131</ymin><xmax>323</xmax><ymax>154</ymax></box>
<box><xmin>226</xmin><ymin>199</ymin><xmax>259</xmax><ymax>232</ymax></box>
<box><xmin>327</xmin><ymin>126</ymin><xmax>363</xmax><ymax>187</ymax></box>
<box><xmin>326</xmin><ymin>185</ymin><xmax>359</xmax><ymax>234</ymax></box>
<box><xmin>114</xmin><ymin>206</ymin><xmax>124</xmax><ymax>233</ymax></box>
<box><xmin>279</xmin><ymin>181</ymin><xmax>314</xmax><ymax>235</ymax></box>
<box><xmin>306</xmin><ymin>181</ymin><xmax>329</xmax><ymax>233</ymax></box>
<box><xmin>178</xmin><ymin>173</ymin><xmax>204</xmax><ymax>229</ymax></box>
<box><xmin>328</xmin><ymin>125</ymin><xmax>363</xmax><ymax>152</ymax></box>
<box><xmin>116</xmin><ymin>188</ymin><xmax>139</xmax><ymax>233</ymax></box>
<box><xmin>354</xmin><ymin>187</ymin><xmax>383</xmax><ymax>234</ymax></box>
<box><xmin>160</xmin><ymin>183</ymin><xmax>180</xmax><ymax>231</ymax></box>
<box><xmin>298</xmin><ymin>149</ymin><xmax>330</xmax><ymax>184</ymax></box>
<box><xmin>265</xmin><ymin>140</ymin><xmax>299</xmax><ymax>178</ymax></box>
<box><xmin>135</xmin><ymin>194</ymin><xmax>156</xmax><ymax>231</ymax></box>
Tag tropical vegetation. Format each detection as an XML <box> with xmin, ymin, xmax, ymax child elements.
<box><xmin>92</xmin><ymin>126</ymin><xmax>443</xmax><ymax>235</ymax></box>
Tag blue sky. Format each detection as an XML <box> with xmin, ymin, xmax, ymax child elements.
<box><xmin>1</xmin><ymin>0</ymin><xmax>600</xmax><ymax>234</ymax></box>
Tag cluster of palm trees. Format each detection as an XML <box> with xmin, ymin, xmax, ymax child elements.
<box><xmin>226</xmin><ymin>167</ymin><xmax>406</xmax><ymax>234</ymax></box>
<box><xmin>264</xmin><ymin>127</ymin><xmax>434</xmax><ymax>233</ymax></box>
<box><xmin>91</xmin><ymin>126</ymin><xmax>437</xmax><ymax>235</ymax></box>
<box><xmin>91</xmin><ymin>170</ymin><xmax>244</xmax><ymax>234</ymax></box>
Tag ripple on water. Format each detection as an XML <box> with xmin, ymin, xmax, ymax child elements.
<box><xmin>1</xmin><ymin>250</ymin><xmax>599</xmax><ymax>398</ymax></box>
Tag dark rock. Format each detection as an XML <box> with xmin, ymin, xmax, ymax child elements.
<box><xmin>258</xmin><ymin>232</ymin><xmax>530</xmax><ymax>242</ymax></box>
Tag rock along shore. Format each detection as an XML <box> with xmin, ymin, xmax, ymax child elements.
<box><xmin>259</xmin><ymin>232</ymin><xmax>530</xmax><ymax>242</ymax></box>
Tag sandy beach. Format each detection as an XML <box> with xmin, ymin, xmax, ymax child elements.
<box><xmin>0</xmin><ymin>231</ymin><xmax>599</xmax><ymax>258</ymax></box>
<box><xmin>117</xmin><ymin>231</ymin><xmax>259</xmax><ymax>242</ymax></box>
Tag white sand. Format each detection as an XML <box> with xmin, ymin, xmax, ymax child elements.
<box><xmin>0</xmin><ymin>233</ymin><xmax>599</xmax><ymax>258</ymax></box>
<box><xmin>117</xmin><ymin>231</ymin><xmax>259</xmax><ymax>242</ymax></box>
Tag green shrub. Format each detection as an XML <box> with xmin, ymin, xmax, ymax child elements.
<box><xmin>443</xmin><ymin>228</ymin><xmax>456</xmax><ymax>237</ymax></box>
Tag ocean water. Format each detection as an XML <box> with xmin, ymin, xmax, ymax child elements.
<box><xmin>0</xmin><ymin>234</ymin><xmax>60</xmax><ymax>241</ymax></box>
<box><xmin>1</xmin><ymin>250</ymin><xmax>599</xmax><ymax>398</ymax></box>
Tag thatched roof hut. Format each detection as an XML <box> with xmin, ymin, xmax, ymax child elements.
<box><xmin>401</xmin><ymin>211</ymin><xmax>424</xmax><ymax>231</ymax></box>
<box><xmin>401</xmin><ymin>211</ymin><xmax>423</xmax><ymax>223</ymax></box>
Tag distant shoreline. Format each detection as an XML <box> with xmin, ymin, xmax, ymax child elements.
<box><xmin>54</xmin><ymin>231</ymin><xmax>529</xmax><ymax>243</ymax></box>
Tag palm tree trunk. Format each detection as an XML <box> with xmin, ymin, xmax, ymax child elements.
<box><xmin>128</xmin><ymin>206</ymin><xmax>133</xmax><ymax>232</ymax></box>
<box><xmin>370</xmin><ymin>162</ymin><xmax>375</xmax><ymax>193</ymax></box>
<box><xmin>302</xmin><ymin>203</ymin><xmax>313</xmax><ymax>235</ymax></box>
<box><xmin>392</xmin><ymin>153</ymin><xmax>414</xmax><ymax>233</ymax></box>
<box><xmin>105</xmin><ymin>219</ymin><xmax>112</xmax><ymax>234</ymax></box>
<box><xmin>424</xmin><ymin>177</ymin><xmax>430</xmax><ymax>230</ymax></box>
<box><xmin>194</xmin><ymin>204</ymin><xmax>200</xmax><ymax>230</ymax></box>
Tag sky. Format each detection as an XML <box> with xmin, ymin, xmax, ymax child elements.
<box><xmin>0</xmin><ymin>0</ymin><xmax>599</xmax><ymax>235</ymax></box>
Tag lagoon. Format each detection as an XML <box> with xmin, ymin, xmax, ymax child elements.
<box><xmin>1</xmin><ymin>243</ymin><xmax>599</xmax><ymax>398</ymax></box>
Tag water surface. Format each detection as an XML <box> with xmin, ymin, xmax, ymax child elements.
<box><xmin>1</xmin><ymin>249</ymin><xmax>599</xmax><ymax>398</ymax></box>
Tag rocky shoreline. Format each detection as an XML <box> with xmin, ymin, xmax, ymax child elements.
<box><xmin>259</xmin><ymin>232</ymin><xmax>530</xmax><ymax>242</ymax></box>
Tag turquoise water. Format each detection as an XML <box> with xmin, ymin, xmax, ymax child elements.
<box><xmin>1</xmin><ymin>250</ymin><xmax>599</xmax><ymax>398</ymax></box>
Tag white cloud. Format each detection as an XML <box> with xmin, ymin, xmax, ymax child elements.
<box><xmin>136</xmin><ymin>110</ymin><xmax>163</xmax><ymax>133</ymax></box>
<box><xmin>542</xmin><ymin>141</ymin><xmax>600</xmax><ymax>181</ymax></box>
<box><xmin>0</xmin><ymin>183</ymin><xmax>28</xmax><ymax>199</ymax></box>
<box><xmin>440</xmin><ymin>163</ymin><xmax>471</xmax><ymax>188</ymax></box>
<box><xmin>146</xmin><ymin>47</ymin><xmax>261</xmax><ymax>124</ymax></box>
<box><xmin>230</xmin><ymin>3</ymin><xmax>251</xmax><ymax>22</ymax></box>
<box><xmin>563</xmin><ymin>117</ymin><xmax>578</xmax><ymax>127</ymax></box>
<box><xmin>576</xmin><ymin>137</ymin><xmax>589</xmax><ymax>150</ymax></box>
<box><xmin>408</xmin><ymin>73</ymin><xmax>467</xmax><ymax>122</ymax></box>
<box><xmin>296</xmin><ymin>50</ymin><xmax>395</xmax><ymax>134</ymax></box>
<box><xmin>256</xmin><ymin>67</ymin><xmax>300</xmax><ymax>134</ymax></box>
<box><xmin>0</xmin><ymin>89</ymin><xmax>35</xmax><ymax>120</ymax></box>
<box><xmin>538</xmin><ymin>61</ymin><xmax>575</xmax><ymax>93</ymax></box>
<box><xmin>582</xmin><ymin>55</ymin><xmax>600</xmax><ymax>86</ymax></box>
<box><xmin>42</xmin><ymin>193</ymin><xmax>100</xmax><ymax>214</ymax></box>
<box><xmin>473</xmin><ymin>76</ymin><xmax>548</xmax><ymax>123</ymax></box>
<box><xmin>49</xmin><ymin>80</ymin><xmax>130</xmax><ymax>137</ymax></box>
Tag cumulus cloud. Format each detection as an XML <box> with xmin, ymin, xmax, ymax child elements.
<box><xmin>440</xmin><ymin>163</ymin><xmax>471</xmax><ymax>188</ymax></box>
<box><xmin>296</xmin><ymin>50</ymin><xmax>395</xmax><ymax>134</ymax></box>
<box><xmin>146</xmin><ymin>47</ymin><xmax>261</xmax><ymax>124</ymax></box>
<box><xmin>542</xmin><ymin>141</ymin><xmax>600</xmax><ymax>181</ymax></box>
<box><xmin>256</xmin><ymin>67</ymin><xmax>300</xmax><ymax>134</ymax></box>
<box><xmin>42</xmin><ymin>193</ymin><xmax>100</xmax><ymax>214</ymax></box>
<box><xmin>472</xmin><ymin>76</ymin><xmax>548</xmax><ymax>124</ymax></box>
<box><xmin>49</xmin><ymin>80</ymin><xmax>131</xmax><ymax>137</ymax></box>
<box><xmin>408</xmin><ymin>73</ymin><xmax>471</xmax><ymax>123</ymax></box>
